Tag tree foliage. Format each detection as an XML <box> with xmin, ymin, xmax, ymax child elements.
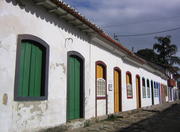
<box><xmin>136</xmin><ymin>48</ymin><xmax>160</xmax><ymax>65</ymax></box>
<box><xmin>136</xmin><ymin>35</ymin><xmax>180</xmax><ymax>75</ymax></box>
<box><xmin>153</xmin><ymin>35</ymin><xmax>180</xmax><ymax>66</ymax></box>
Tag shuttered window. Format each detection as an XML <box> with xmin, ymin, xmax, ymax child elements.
<box><xmin>126</xmin><ymin>72</ymin><xmax>133</xmax><ymax>98</ymax></box>
<box><xmin>96</xmin><ymin>64</ymin><xmax>106</xmax><ymax>97</ymax></box>
<box><xmin>147</xmin><ymin>79</ymin><xmax>150</xmax><ymax>98</ymax></box>
<box><xmin>154</xmin><ymin>82</ymin><xmax>159</xmax><ymax>97</ymax></box>
<box><xmin>14</xmin><ymin>35</ymin><xmax>49</xmax><ymax>101</ymax></box>
<box><xmin>157</xmin><ymin>83</ymin><xmax>160</xmax><ymax>97</ymax></box>
<box><xmin>142</xmin><ymin>78</ymin><xmax>146</xmax><ymax>98</ymax></box>
<box><xmin>18</xmin><ymin>41</ymin><xmax>44</xmax><ymax>97</ymax></box>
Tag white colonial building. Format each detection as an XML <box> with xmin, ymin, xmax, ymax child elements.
<box><xmin>0</xmin><ymin>0</ymin><xmax>176</xmax><ymax>132</ymax></box>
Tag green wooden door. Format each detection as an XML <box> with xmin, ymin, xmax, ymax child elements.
<box><xmin>18</xmin><ymin>42</ymin><xmax>43</xmax><ymax>97</ymax></box>
<box><xmin>67</xmin><ymin>56</ymin><xmax>81</xmax><ymax>120</ymax></box>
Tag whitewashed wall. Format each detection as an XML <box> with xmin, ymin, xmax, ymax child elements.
<box><xmin>90</xmin><ymin>43</ymin><xmax>167</xmax><ymax>113</ymax></box>
<box><xmin>0</xmin><ymin>1</ymin><xmax>92</xmax><ymax>131</ymax></box>
<box><xmin>0</xmin><ymin>0</ymin><xmax>168</xmax><ymax>132</ymax></box>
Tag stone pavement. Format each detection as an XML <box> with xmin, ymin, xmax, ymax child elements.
<box><xmin>44</xmin><ymin>101</ymin><xmax>180</xmax><ymax>132</ymax></box>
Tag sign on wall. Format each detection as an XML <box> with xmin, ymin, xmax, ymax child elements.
<box><xmin>108</xmin><ymin>80</ymin><xmax>113</xmax><ymax>91</ymax></box>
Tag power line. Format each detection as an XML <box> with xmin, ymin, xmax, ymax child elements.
<box><xmin>102</xmin><ymin>15</ymin><xmax>180</xmax><ymax>28</ymax></box>
<box><xmin>115</xmin><ymin>26</ymin><xmax>180</xmax><ymax>37</ymax></box>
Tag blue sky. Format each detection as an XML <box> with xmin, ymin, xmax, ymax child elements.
<box><xmin>64</xmin><ymin>0</ymin><xmax>180</xmax><ymax>57</ymax></box>
<box><xmin>64</xmin><ymin>0</ymin><xmax>94</xmax><ymax>9</ymax></box>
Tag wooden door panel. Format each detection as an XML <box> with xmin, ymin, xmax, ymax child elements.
<box><xmin>67</xmin><ymin>57</ymin><xmax>75</xmax><ymax>120</ymax></box>
<box><xmin>114</xmin><ymin>70</ymin><xmax>121</xmax><ymax>112</ymax></box>
<box><xmin>67</xmin><ymin>56</ymin><xmax>81</xmax><ymax>120</ymax></box>
<box><xmin>97</xmin><ymin>65</ymin><xmax>103</xmax><ymax>78</ymax></box>
<box><xmin>136</xmin><ymin>77</ymin><xmax>141</xmax><ymax>108</ymax></box>
<box><xmin>74</xmin><ymin>58</ymin><xmax>80</xmax><ymax>119</ymax></box>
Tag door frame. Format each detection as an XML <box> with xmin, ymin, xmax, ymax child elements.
<box><xmin>113</xmin><ymin>67</ymin><xmax>122</xmax><ymax>112</ymax></box>
<box><xmin>67</xmin><ymin>51</ymin><xmax>85</xmax><ymax>121</ymax></box>
<box><xmin>95</xmin><ymin>61</ymin><xmax>107</xmax><ymax>117</ymax></box>
<box><xmin>136</xmin><ymin>75</ymin><xmax>141</xmax><ymax>108</ymax></box>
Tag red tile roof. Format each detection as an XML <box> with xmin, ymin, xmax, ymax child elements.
<box><xmin>50</xmin><ymin>0</ymin><xmax>146</xmax><ymax>64</ymax></box>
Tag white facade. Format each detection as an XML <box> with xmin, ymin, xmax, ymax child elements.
<box><xmin>0</xmin><ymin>1</ymin><xmax>169</xmax><ymax>132</ymax></box>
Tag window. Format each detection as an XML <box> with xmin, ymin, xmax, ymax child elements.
<box><xmin>164</xmin><ymin>85</ymin><xmax>168</xmax><ymax>96</ymax></box>
<box><xmin>147</xmin><ymin>79</ymin><xmax>150</xmax><ymax>98</ymax></box>
<box><xmin>154</xmin><ymin>82</ymin><xmax>159</xmax><ymax>97</ymax></box>
<box><xmin>14</xmin><ymin>35</ymin><xmax>49</xmax><ymax>101</ymax></box>
<box><xmin>97</xmin><ymin>78</ymin><xmax>106</xmax><ymax>96</ymax></box>
<box><xmin>126</xmin><ymin>71</ymin><xmax>133</xmax><ymax>98</ymax></box>
<box><xmin>157</xmin><ymin>83</ymin><xmax>160</xmax><ymax>97</ymax></box>
<box><xmin>154</xmin><ymin>82</ymin><xmax>156</xmax><ymax>97</ymax></box>
<box><xmin>142</xmin><ymin>77</ymin><xmax>146</xmax><ymax>98</ymax></box>
<box><xmin>96</xmin><ymin>62</ymin><xmax>106</xmax><ymax>98</ymax></box>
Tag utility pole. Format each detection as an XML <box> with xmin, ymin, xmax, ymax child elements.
<box><xmin>113</xmin><ymin>33</ymin><xmax>119</xmax><ymax>41</ymax></box>
<box><xmin>131</xmin><ymin>47</ymin><xmax>134</xmax><ymax>52</ymax></box>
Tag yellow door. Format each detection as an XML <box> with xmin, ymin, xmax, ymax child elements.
<box><xmin>114</xmin><ymin>70</ymin><xmax>121</xmax><ymax>112</ymax></box>
<box><xmin>97</xmin><ymin>65</ymin><xmax>103</xmax><ymax>79</ymax></box>
<box><xmin>126</xmin><ymin>74</ymin><xmax>130</xmax><ymax>84</ymax></box>
<box><xmin>136</xmin><ymin>76</ymin><xmax>141</xmax><ymax>108</ymax></box>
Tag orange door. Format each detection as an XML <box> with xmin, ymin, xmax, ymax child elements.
<box><xmin>136</xmin><ymin>76</ymin><xmax>141</xmax><ymax>108</ymax></box>
<box><xmin>97</xmin><ymin>65</ymin><xmax>103</xmax><ymax>78</ymax></box>
<box><xmin>114</xmin><ymin>69</ymin><xmax>121</xmax><ymax>112</ymax></box>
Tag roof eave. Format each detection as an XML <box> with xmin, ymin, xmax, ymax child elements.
<box><xmin>34</xmin><ymin>0</ymin><xmax>168</xmax><ymax>79</ymax></box>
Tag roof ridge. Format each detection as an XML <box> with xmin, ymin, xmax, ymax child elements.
<box><xmin>50</xmin><ymin>0</ymin><xmax>146</xmax><ymax>64</ymax></box>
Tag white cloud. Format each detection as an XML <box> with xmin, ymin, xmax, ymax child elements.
<box><xmin>68</xmin><ymin>0</ymin><xmax>180</xmax><ymax>25</ymax></box>
<box><xmin>65</xmin><ymin>0</ymin><xmax>180</xmax><ymax>54</ymax></box>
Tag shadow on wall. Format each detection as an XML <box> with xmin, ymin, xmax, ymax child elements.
<box><xmin>5</xmin><ymin>0</ymin><xmax>129</xmax><ymax>63</ymax></box>
<box><xmin>5</xmin><ymin>0</ymin><xmax>89</xmax><ymax>43</ymax></box>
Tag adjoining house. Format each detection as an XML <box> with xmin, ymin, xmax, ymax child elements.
<box><xmin>0</xmin><ymin>0</ymin><xmax>177</xmax><ymax>131</ymax></box>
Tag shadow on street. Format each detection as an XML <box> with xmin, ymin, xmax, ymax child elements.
<box><xmin>116</xmin><ymin>103</ymin><xmax>180</xmax><ymax>132</ymax></box>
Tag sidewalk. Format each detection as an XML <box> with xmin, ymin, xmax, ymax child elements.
<box><xmin>44</xmin><ymin>101</ymin><xmax>180</xmax><ymax>132</ymax></box>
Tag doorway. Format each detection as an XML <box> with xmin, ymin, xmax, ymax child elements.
<box><xmin>114</xmin><ymin>68</ymin><xmax>122</xmax><ymax>112</ymax></box>
<box><xmin>67</xmin><ymin>53</ymin><xmax>84</xmax><ymax>120</ymax></box>
<box><xmin>136</xmin><ymin>75</ymin><xmax>141</xmax><ymax>108</ymax></box>
<box><xmin>95</xmin><ymin>61</ymin><xmax>107</xmax><ymax>117</ymax></box>
<box><xmin>151</xmin><ymin>80</ymin><xmax>154</xmax><ymax>105</ymax></box>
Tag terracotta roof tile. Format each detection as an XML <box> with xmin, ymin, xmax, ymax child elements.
<box><xmin>50</xmin><ymin>0</ymin><xmax>146</xmax><ymax>64</ymax></box>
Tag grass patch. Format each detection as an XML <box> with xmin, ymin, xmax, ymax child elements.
<box><xmin>106</xmin><ymin>114</ymin><xmax>118</xmax><ymax>121</ymax></box>
<box><xmin>84</xmin><ymin>120</ymin><xmax>91</xmax><ymax>127</ymax></box>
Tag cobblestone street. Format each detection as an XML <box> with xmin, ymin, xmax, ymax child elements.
<box><xmin>45</xmin><ymin>101</ymin><xmax>180</xmax><ymax>132</ymax></box>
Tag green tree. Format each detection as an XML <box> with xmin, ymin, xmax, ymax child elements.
<box><xmin>136</xmin><ymin>36</ymin><xmax>180</xmax><ymax>77</ymax></box>
<box><xmin>136</xmin><ymin>48</ymin><xmax>160</xmax><ymax>64</ymax></box>
<box><xmin>153</xmin><ymin>35</ymin><xmax>180</xmax><ymax>67</ymax></box>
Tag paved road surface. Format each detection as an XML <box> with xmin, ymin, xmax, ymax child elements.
<box><xmin>118</xmin><ymin>103</ymin><xmax>180</xmax><ymax>132</ymax></box>
<box><xmin>44</xmin><ymin>101</ymin><xmax>180</xmax><ymax>132</ymax></box>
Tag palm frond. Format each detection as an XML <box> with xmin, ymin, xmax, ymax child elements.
<box><xmin>153</xmin><ymin>43</ymin><xmax>163</xmax><ymax>53</ymax></box>
<box><xmin>166</xmin><ymin>45</ymin><xmax>177</xmax><ymax>56</ymax></box>
<box><xmin>169</xmin><ymin>56</ymin><xmax>180</xmax><ymax>65</ymax></box>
